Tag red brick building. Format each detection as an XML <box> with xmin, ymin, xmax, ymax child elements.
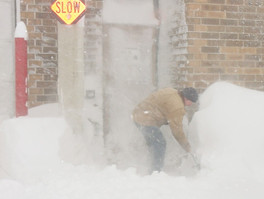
<box><xmin>19</xmin><ymin>0</ymin><xmax>264</xmax><ymax>108</ymax></box>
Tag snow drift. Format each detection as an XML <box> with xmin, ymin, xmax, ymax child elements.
<box><xmin>0</xmin><ymin>82</ymin><xmax>263</xmax><ymax>199</ymax></box>
<box><xmin>190</xmin><ymin>82</ymin><xmax>264</xmax><ymax>178</ymax></box>
<box><xmin>0</xmin><ymin>118</ymin><xmax>65</xmax><ymax>181</ymax></box>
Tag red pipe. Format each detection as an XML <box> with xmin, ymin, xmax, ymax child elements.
<box><xmin>15</xmin><ymin>36</ymin><xmax>28</xmax><ymax>117</ymax></box>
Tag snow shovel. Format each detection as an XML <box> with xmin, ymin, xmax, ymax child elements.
<box><xmin>188</xmin><ymin>153</ymin><xmax>201</xmax><ymax>170</ymax></box>
<box><xmin>179</xmin><ymin>152</ymin><xmax>201</xmax><ymax>171</ymax></box>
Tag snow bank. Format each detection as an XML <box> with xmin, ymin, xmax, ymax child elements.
<box><xmin>0</xmin><ymin>118</ymin><xmax>66</xmax><ymax>181</ymax></box>
<box><xmin>0</xmin><ymin>103</ymin><xmax>104</xmax><ymax>183</ymax></box>
<box><xmin>190</xmin><ymin>82</ymin><xmax>264</xmax><ymax>178</ymax></box>
<box><xmin>189</xmin><ymin>82</ymin><xmax>264</xmax><ymax>198</ymax></box>
<box><xmin>0</xmin><ymin>82</ymin><xmax>264</xmax><ymax>199</ymax></box>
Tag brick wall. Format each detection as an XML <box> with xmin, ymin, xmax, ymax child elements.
<box><xmin>21</xmin><ymin>0</ymin><xmax>58</xmax><ymax>108</ymax></box>
<box><xmin>183</xmin><ymin>0</ymin><xmax>264</xmax><ymax>92</ymax></box>
<box><xmin>21</xmin><ymin>0</ymin><xmax>103</xmax><ymax>108</ymax></box>
<box><xmin>22</xmin><ymin>0</ymin><xmax>264</xmax><ymax>107</ymax></box>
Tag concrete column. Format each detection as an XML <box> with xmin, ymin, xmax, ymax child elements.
<box><xmin>58</xmin><ymin>19</ymin><xmax>85</xmax><ymax>133</ymax></box>
<box><xmin>0</xmin><ymin>0</ymin><xmax>15</xmax><ymax>120</ymax></box>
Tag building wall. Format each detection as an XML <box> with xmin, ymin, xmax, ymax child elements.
<box><xmin>183</xmin><ymin>0</ymin><xmax>264</xmax><ymax>92</ymax></box>
<box><xmin>84</xmin><ymin>0</ymin><xmax>103</xmax><ymax>75</ymax></box>
<box><xmin>20</xmin><ymin>0</ymin><xmax>103</xmax><ymax>108</ymax></box>
<box><xmin>21</xmin><ymin>0</ymin><xmax>264</xmax><ymax>107</ymax></box>
<box><xmin>0</xmin><ymin>0</ymin><xmax>15</xmax><ymax>117</ymax></box>
<box><xmin>21</xmin><ymin>0</ymin><xmax>58</xmax><ymax>108</ymax></box>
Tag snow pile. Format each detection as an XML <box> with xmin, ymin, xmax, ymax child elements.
<box><xmin>0</xmin><ymin>82</ymin><xmax>264</xmax><ymax>198</ymax></box>
<box><xmin>191</xmin><ymin>82</ymin><xmax>264</xmax><ymax>178</ymax></box>
<box><xmin>0</xmin><ymin>118</ymin><xmax>66</xmax><ymax>181</ymax></box>
<box><xmin>0</xmin><ymin>104</ymin><xmax>102</xmax><ymax>182</ymax></box>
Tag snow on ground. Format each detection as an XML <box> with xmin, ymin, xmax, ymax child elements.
<box><xmin>0</xmin><ymin>81</ymin><xmax>264</xmax><ymax>199</ymax></box>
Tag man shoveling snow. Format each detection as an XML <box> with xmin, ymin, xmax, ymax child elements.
<box><xmin>132</xmin><ymin>87</ymin><xmax>199</xmax><ymax>173</ymax></box>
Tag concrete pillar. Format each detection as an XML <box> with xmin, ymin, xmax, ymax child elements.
<box><xmin>58</xmin><ymin>19</ymin><xmax>85</xmax><ymax>133</ymax></box>
<box><xmin>0</xmin><ymin>0</ymin><xmax>15</xmax><ymax>120</ymax></box>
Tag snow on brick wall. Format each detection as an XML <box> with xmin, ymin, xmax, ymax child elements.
<box><xmin>158</xmin><ymin>0</ymin><xmax>188</xmax><ymax>88</ymax></box>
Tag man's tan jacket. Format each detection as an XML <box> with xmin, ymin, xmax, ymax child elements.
<box><xmin>132</xmin><ymin>88</ymin><xmax>190</xmax><ymax>152</ymax></box>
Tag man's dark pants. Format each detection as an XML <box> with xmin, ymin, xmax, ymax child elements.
<box><xmin>136</xmin><ymin>124</ymin><xmax>166</xmax><ymax>173</ymax></box>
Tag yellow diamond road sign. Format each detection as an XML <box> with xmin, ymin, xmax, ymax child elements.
<box><xmin>50</xmin><ymin>0</ymin><xmax>86</xmax><ymax>25</ymax></box>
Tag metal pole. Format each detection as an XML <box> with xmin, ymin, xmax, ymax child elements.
<box><xmin>15</xmin><ymin>21</ymin><xmax>28</xmax><ymax>117</ymax></box>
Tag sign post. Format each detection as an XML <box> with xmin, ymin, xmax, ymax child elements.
<box><xmin>50</xmin><ymin>0</ymin><xmax>86</xmax><ymax>133</ymax></box>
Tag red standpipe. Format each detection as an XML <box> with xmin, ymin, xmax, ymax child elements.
<box><xmin>15</xmin><ymin>37</ymin><xmax>28</xmax><ymax>117</ymax></box>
